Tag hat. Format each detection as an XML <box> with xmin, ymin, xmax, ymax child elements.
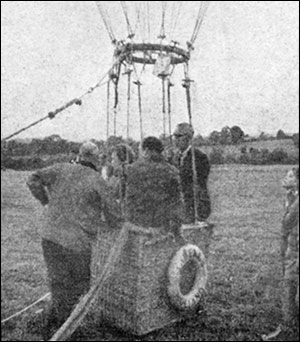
<box><xmin>173</xmin><ymin>123</ymin><xmax>194</xmax><ymax>138</ymax></box>
<box><xmin>79</xmin><ymin>141</ymin><xmax>99</xmax><ymax>161</ymax></box>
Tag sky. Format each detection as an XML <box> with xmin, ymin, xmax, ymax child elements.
<box><xmin>1</xmin><ymin>1</ymin><xmax>299</xmax><ymax>142</ymax></box>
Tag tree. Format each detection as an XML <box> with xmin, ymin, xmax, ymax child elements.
<box><xmin>231</xmin><ymin>126</ymin><xmax>245</xmax><ymax>144</ymax></box>
<box><xmin>258</xmin><ymin>132</ymin><xmax>269</xmax><ymax>141</ymax></box>
<box><xmin>209</xmin><ymin>131</ymin><xmax>221</xmax><ymax>145</ymax></box>
<box><xmin>220</xmin><ymin>126</ymin><xmax>232</xmax><ymax>145</ymax></box>
<box><xmin>276</xmin><ymin>129</ymin><xmax>287</xmax><ymax>140</ymax></box>
<box><xmin>194</xmin><ymin>134</ymin><xmax>207</xmax><ymax>147</ymax></box>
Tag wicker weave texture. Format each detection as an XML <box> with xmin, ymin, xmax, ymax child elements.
<box><xmin>91</xmin><ymin>223</ymin><xmax>212</xmax><ymax>335</ymax></box>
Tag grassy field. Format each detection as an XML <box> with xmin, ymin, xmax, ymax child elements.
<box><xmin>1</xmin><ymin>165</ymin><xmax>299</xmax><ymax>341</ymax></box>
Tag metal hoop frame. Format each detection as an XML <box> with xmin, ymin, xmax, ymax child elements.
<box><xmin>115</xmin><ymin>42</ymin><xmax>190</xmax><ymax>65</ymax></box>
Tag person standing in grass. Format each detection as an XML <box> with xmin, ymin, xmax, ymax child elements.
<box><xmin>172</xmin><ymin>123</ymin><xmax>211</xmax><ymax>225</ymax></box>
<box><xmin>26</xmin><ymin>141</ymin><xmax>122</xmax><ymax>340</ymax></box>
<box><xmin>280</xmin><ymin>167</ymin><xmax>299</xmax><ymax>333</ymax></box>
<box><xmin>125</xmin><ymin>136</ymin><xmax>184</xmax><ymax>243</ymax></box>
<box><xmin>263</xmin><ymin>167</ymin><xmax>299</xmax><ymax>341</ymax></box>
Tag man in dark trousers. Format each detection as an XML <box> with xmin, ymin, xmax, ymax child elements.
<box><xmin>27</xmin><ymin>141</ymin><xmax>122</xmax><ymax>339</ymax></box>
<box><xmin>173</xmin><ymin>123</ymin><xmax>211</xmax><ymax>224</ymax></box>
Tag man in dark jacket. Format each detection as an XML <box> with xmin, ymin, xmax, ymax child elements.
<box><xmin>27</xmin><ymin>141</ymin><xmax>122</xmax><ymax>339</ymax></box>
<box><xmin>173</xmin><ymin>123</ymin><xmax>211</xmax><ymax>224</ymax></box>
<box><xmin>125</xmin><ymin>136</ymin><xmax>184</xmax><ymax>242</ymax></box>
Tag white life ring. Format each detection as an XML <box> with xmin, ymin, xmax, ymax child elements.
<box><xmin>167</xmin><ymin>244</ymin><xmax>207</xmax><ymax>311</ymax></box>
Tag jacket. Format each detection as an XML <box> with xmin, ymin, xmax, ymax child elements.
<box><xmin>27</xmin><ymin>162</ymin><xmax>122</xmax><ymax>253</ymax></box>
<box><xmin>173</xmin><ymin>146</ymin><xmax>211</xmax><ymax>222</ymax></box>
<box><xmin>125</xmin><ymin>154</ymin><xmax>183</xmax><ymax>232</ymax></box>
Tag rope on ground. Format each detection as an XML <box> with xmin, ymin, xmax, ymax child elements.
<box><xmin>49</xmin><ymin>224</ymin><xmax>129</xmax><ymax>341</ymax></box>
<box><xmin>2</xmin><ymin>62</ymin><xmax>118</xmax><ymax>142</ymax></box>
<box><xmin>1</xmin><ymin>292</ymin><xmax>51</xmax><ymax>325</ymax></box>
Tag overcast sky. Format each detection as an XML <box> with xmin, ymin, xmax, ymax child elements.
<box><xmin>1</xmin><ymin>1</ymin><xmax>299</xmax><ymax>141</ymax></box>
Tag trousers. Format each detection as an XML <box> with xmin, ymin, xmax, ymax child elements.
<box><xmin>41</xmin><ymin>239</ymin><xmax>91</xmax><ymax>339</ymax></box>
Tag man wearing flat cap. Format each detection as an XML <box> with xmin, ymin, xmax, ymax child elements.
<box><xmin>173</xmin><ymin>123</ymin><xmax>211</xmax><ymax>224</ymax></box>
<box><xmin>27</xmin><ymin>141</ymin><xmax>122</xmax><ymax>339</ymax></box>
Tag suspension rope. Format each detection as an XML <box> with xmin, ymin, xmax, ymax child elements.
<box><xmin>135</xmin><ymin>2</ymin><xmax>146</xmax><ymax>42</ymax></box>
<box><xmin>170</xmin><ymin>1</ymin><xmax>183</xmax><ymax>42</ymax></box>
<box><xmin>189</xmin><ymin>1</ymin><xmax>210</xmax><ymax>48</ymax></box>
<box><xmin>134</xmin><ymin>2</ymin><xmax>142</xmax><ymax>40</ymax></box>
<box><xmin>158</xmin><ymin>1</ymin><xmax>167</xmax><ymax>39</ymax></box>
<box><xmin>147</xmin><ymin>1</ymin><xmax>151</xmax><ymax>41</ymax></box>
<box><xmin>95</xmin><ymin>2</ymin><xmax>117</xmax><ymax>44</ymax></box>
<box><xmin>167</xmin><ymin>78</ymin><xmax>174</xmax><ymax>142</ymax></box>
<box><xmin>161</xmin><ymin>76</ymin><xmax>167</xmax><ymax>137</ymax></box>
<box><xmin>126</xmin><ymin>69</ymin><xmax>132</xmax><ymax>139</ymax></box>
<box><xmin>182</xmin><ymin>62</ymin><xmax>199</xmax><ymax>223</ymax></box>
<box><xmin>142</xmin><ymin>2</ymin><xmax>148</xmax><ymax>42</ymax></box>
<box><xmin>120</xmin><ymin>1</ymin><xmax>134</xmax><ymax>39</ymax></box>
<box><xmin>112</xmin><ymin>63</ymin><xmax>122</xmax><ymax>137</ymax></box>
<box><xmin>106</xmin><ymin>80</ymin><xmax>111</xmax><ymax>140</ymax></box>
<box><xmin>133</xmin><ymin>79</ymin><xmax>143</xmax><ymax>142</ymax></box>
<box><xmin>2</xmin><ymin>63</ymin><xmax>118</xmax><ymax>141</ymax></box>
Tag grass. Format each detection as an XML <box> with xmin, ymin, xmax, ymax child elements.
<box><xmin>1</xmin><ymin>165</ymin><xmax>299</xmax><ymax>341</ymax></box>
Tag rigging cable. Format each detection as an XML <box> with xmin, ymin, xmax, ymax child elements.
<box><xmin>2</xmin><ymin>63</ymin><xmax>118</xmax><ymax>141</ymax></box>
<box><xmin>190</xmin><ymin>1</ymin><xmax>210</xmax><ymax>47</ymax></box>
<box><xmin>158</xmin><ymin>1</ymin><xmax>167</xmax><ymax>39</ymax></box>
<box><xmin>161</xmin><ymin>76</ymin><xmax>167</xmax><ymax>137</ymax></box>
<box><xmin>112</xmin><ymin>63</ymin><xmax>122</xmax><ymax>137</ymax></box>
<box><xmin>132</xmin><ymin>61</ymin><xmax>144</xmax><ymax>142</ymax></box>
<box><xmin>147</xmin><ymin>1</ymin><xmax>151</xmax><ymax>41</ymax></box>
<box><xmin>106</xmin><ymin>80</ymin><xmax>111</xmax><ymax>139</ymax></box>
<box><xmin>120</xmin><ymin>1</ymin><xmax>134</xmax><ymax>38</ymax></box>
<box><xmin>135</xmin><ymin>2</ymin><xmax>146</xmax><ymax>42</ymax></box>
<box><xmin>167</xmin><ymin>78</ymin><xmax>174</xmax><ymax>142</ymax></box>
<box><xmin>126</xmin><ymin>68</ymin><xmax>132</xmax><ymax>139</ymax></box>
<box><xmin>183</xmin><ymin>62</ymin><xmax>199</xmax><ymax>223</ymax></box>
<box><xmin>95</xmin><ymin>2</ymin><xmax>117</xmax><ymax>44</ymax></box>
<box><xmin>170</xmin><ymin>1</ymin><xmax>183</xmax><ymax>42</ymax></box>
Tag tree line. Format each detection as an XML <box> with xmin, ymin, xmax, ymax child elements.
<box><xmin>1</xmin><ymin>127</ymin><xmax>299</xmax><ymax>170</ymax></box>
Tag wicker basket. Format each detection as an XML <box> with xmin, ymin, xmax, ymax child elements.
<box><xmin>91</xmin><ymin>222</ymin><xmax>212</xmax><ymax>335</ymax></box>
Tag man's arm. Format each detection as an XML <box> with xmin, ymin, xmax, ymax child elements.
<box><xmin>282</xmin><ymin>196</ymin><xmax>299</xmax><ymax>232</ymax></box>
<box><xmin>27</xmin><ymin>165</ymin><xmax>59</xmax><ymax>206</ymax></box>
<box><xmin>281</xmin><ymin>197</ymin><xmax>299</xmax><ymax>257</ymax></box>
<box><xmin>195</xmin><ymin>150</ymin><xmax>210</xmax><ymax>185</ymax></box>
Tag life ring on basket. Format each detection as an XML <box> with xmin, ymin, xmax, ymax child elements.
<box><xmin>167</xmin><ymin>244</ymin><xmax>207</xmax><ymax>312</ymax></box>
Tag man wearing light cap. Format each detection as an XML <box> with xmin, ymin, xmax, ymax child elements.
<box><xmin>27</xmin><ymin>141</ymin><xmax>122</xmax><ymax>339</ymax></box>
<box><xmin>173</xmin><ymin>123</ymin><xmax>211</xmax><ymax>224</ymax></box>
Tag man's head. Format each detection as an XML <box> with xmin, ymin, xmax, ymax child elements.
<box><xmin>173</xmin><ymin>123</ymin><xmax>194</xmax><ymax>152</ymax></box>
<box><xmin>141</xmin><ymin>136</ymin><xmax>164</xmax><ymax>156</ymax></box>
<box><xmin>111</xmin><ymin>144</ymin><xmax>135</xmax><ymax>168</ymax></box>
<box><xmin>79</xmin><ymin>141</ymin><xmax>100</xmax><ymax>165</ymax></box>
<box><xmin>282</xmin><ymin>166</ymin><xmax>299</xmax><ymax>192</ymax></box>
